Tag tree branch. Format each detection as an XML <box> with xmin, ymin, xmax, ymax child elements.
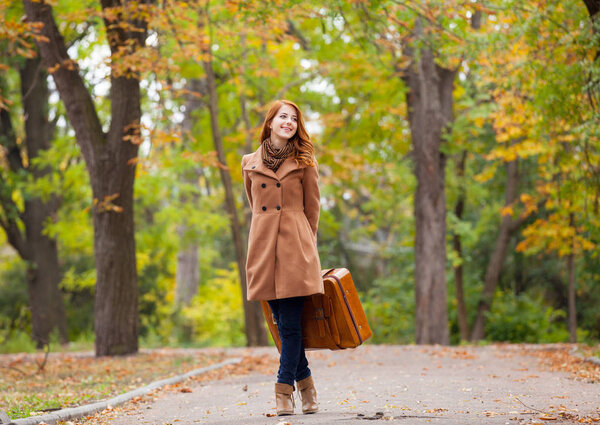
<box><xmin>23</xmin><ymin>0</ymin><xmax>105</xmax><ymax>175</ymax></box>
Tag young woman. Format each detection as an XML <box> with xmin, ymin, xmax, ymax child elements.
<box><xmin>241</xmin><ymin>100</ymin><xmax>323</xmax><ymax>415</ymax></box>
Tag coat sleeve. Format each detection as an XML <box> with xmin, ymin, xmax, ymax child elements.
<box><xmin>302</xmin><ymin>159</ymin><xmax>320</xmax><ymax>238</ymax></box>
<box><xmin>241</xmin><ymin>155</ymin><xmax>253</xmax><ymax>209</ymax></box>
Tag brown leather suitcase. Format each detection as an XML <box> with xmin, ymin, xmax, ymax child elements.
<box><xmin>261</xmin><ymin>268</ymin><xmax>372</xmax><ymax>351</ymax></box>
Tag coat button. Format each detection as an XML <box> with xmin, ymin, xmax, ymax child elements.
<box><xmin>251</xmin><ymin>165</ymin><xmax>256</xmax><ymax>169</ymax></box>
<box><xmin>262</xmin><ymin>206</ymin><xmax>267</xmax><ymax>211</ymax></box>
<box><xmin>261</xmin><ymin>183</ymin><xmax>266</xmax><ymax>188</ymax></box>
<box><xmin>276</xmin><ymin>206</ymin><xmax>281</xmax><ymax>210</ymax></box>
<box><xmin>276</xmin><ymin>182</ymin><xmax>281</xmax><ymax>187</ymax></box>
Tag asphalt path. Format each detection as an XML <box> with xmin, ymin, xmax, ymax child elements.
<box><xmin>95</xmin><ymin>344</ymin><xmax>599</xmax><ymax>425</ymax></box>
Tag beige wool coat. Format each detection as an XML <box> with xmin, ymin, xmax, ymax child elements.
<box><xmin>241</xmin><ymin>144</ymin><xmax>324</xmax><ymax>301</ymax></box>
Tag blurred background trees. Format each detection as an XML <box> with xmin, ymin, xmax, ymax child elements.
<box><xmin>0</xmin><ymin>0</ymin><xmax>599</xmax><ymax>354</ymax></box>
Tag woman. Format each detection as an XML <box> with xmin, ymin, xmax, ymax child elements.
<box><xmin>241</xmin><ymin>100</ymin><xmax>323</xmax><ymax>415</ymax></box>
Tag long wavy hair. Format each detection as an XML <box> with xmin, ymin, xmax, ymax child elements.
<box><xmin>259</xmin><ymin>99</ymin><xmax>315</xmax><ymax>167</ymax></box>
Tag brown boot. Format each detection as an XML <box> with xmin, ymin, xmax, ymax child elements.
<box><xmin>297</xmin><ymin>376</ymin><xmax>318</xmax><ymax>414</ymax></box>
<box><xmin>275</xmin><ymin>383</ymin><xmax>295</xmax><ymax>415</ymax></box>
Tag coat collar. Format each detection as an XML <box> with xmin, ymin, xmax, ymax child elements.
<box><xmin>243</xmin><ymin>144</ymin><xmax>306</xmax><ymax>180</ymax></box>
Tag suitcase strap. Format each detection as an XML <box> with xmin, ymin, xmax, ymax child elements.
<box><xmin>327</xmin><ymin>274</ymin><xmax>363</xmax><ymax>344</ymax></box>
<box><xmin>312</xmin><ymin>295</ymin><xmax>327</xmax><ymax>338</ymax></box>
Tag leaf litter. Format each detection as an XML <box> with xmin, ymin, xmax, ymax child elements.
<box><xmin>51</xmin><ymin>353</ymin><xmax>278</xmax><ymax>425</ymax></box>
<box><xmin>0</xmin><ymin>348</ymin><xmax>237</xmax><ymax>420</ymax></box>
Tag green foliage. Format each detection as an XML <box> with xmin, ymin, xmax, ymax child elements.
<box><xmin>363</xmin><ymin>277</ymin><xmax>415</xmax><ymax>345</ymax></box>
<box><xmin>0</xmin><ymin>331</ymin><xmax>37</xmax><ymax>354</ymax></box>
<box><xmin>1</xmin><ymin>0</ymin><xmax>600</xmax><ymax>352</ymax></box>
<box><xmin>0</xmin><ymin>251</ymin><xmax>30</xmax><ymax>353</ymax></box>
<box><xmin>484</xmin><ymin>290</ymin><xmax>570</xmax><ymax>343</ymax></box>
<box><xmin>182</xmin><ymin>265</ymin><xmax>245</xmax><ymax>347</ymax></box>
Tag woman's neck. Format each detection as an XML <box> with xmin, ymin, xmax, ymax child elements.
<box><xmin>270</xmin><ymin>134</ymin><xmax>288</xmax><ymax>150</ymax></box>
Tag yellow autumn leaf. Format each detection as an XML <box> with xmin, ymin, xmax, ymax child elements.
<box><xmin>500</xmin><ymin>205</ymin><xmax>514</xmax><ymax>217</ymax></box>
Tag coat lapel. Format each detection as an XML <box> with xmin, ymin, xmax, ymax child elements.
<box><xmin>276</xmin><ymin>157</ymin><xmax>305</xmax><ymax>180</ymax></box>
<box><xmin>242</xmin><ymin>145</ymin><xmax>277</xmax><ymax>179</ymax></box>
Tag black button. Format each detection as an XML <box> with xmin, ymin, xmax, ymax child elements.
<box><xmin>261</xmin><ymin>183</ymin><xmax>266</xmax><ymax>188</ymax></box>
<box><xmin>262</xmin><ymin>206</ymin><xmax>267</xmax><ymax>211</ymax></box>
<box><xmin>276</xmin><ymin>182</ymin><xmax>281</xmax><ymax>187</ymax></box>
<box><xmin>251</xmin><ymin>165</ymin><xmax>255</xmax><ymax>169</ymax></box>
<box><xmin>276</xmin><ymin>206</ymin><xmax>281</xmax><ymax>210</ymax></box>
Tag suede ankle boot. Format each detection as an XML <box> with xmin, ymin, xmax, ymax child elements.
<box><xmin>297</xmin><ymin>376</ymin><xmax>318</xmax><ymax>414</ymax></box>
<box><xmin>274</xmin><ymin>383</ymin><xmax>295</xmax><ymax>415</ymax></box>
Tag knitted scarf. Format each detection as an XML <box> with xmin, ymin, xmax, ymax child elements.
<box><xmin>261</xmin><ymin>138</ymin><xmax>296</xmax><ymax>172</ymax></box>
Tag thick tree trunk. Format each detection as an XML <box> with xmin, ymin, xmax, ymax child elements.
<box><xmin>471</xmin><ymin>159</ymin><xmax>522</xmax><ymax>341</ymax></box>
<box><xmin>203</xmin><ymin>56</ymin><xmax>268</xmax><ymax>347</ymax></box>
<box><xmin>20</xmin><ymin>56</ymin><xmax>68</xmax><ymax>346</ymax></box>
<box><xmin>92</xmin><ymin>154</ymin><xmax>138</xmax><ymax>356</ymax></box>
<box><xmin>24</xmin><ymin>0</ymin><xmax>147</xmax><ymax>356</ymax></box>
<box><xmin>404</xmin><ymin>19</ymin><xmax>455</xmax><ymax>344</ymax></box>
<box><xmin>453</xmin><ymin>151</ymin><xmax>469</xmax><ymax>342</ymax></box>
<box><xmin>0</xmin><ymin>56</ymin><xmax>68</xmax><ymax>347</ymax></box>
<box><xmin>92</xmin><ymin>11</ymin><xmax>144</xmax><ymax>355</ymax></box>
<box><xmin>567</xmin><ymin>213</ymin><xmax>577</xmax><ymax>343</ymax></box>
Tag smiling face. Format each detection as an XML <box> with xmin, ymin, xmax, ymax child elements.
<box><xmin>269</xmin><ymin>104</ymin><xmax>298</xmax><ymax>144</ymax></box>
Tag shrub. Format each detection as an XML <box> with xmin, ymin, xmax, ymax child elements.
<box><xmin>485</xmin><ymin>289</ymin><xmax>570</xmax><ymax>343</ymax></box>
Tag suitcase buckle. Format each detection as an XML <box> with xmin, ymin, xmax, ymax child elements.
<box><xmin>314</xmin><ymin>307</ymin><xmax>325</xmax><ymax>320</ymax></box>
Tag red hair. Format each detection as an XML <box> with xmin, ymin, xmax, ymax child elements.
<box><xmin>259</xmin><ymin>99</ymin><xmax>315</xmax><ymax>167</ymax></box>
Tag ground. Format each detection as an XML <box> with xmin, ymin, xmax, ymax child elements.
<box><xmin>71</xmin><ymin>344</ymin><xmax>600</xmax><ymax>425</ymax></box>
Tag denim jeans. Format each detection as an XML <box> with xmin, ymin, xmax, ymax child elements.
<box><xmin>268</xmin><ymin>296</ymin><xmax>311</xmax><ymax>386</ymax></box>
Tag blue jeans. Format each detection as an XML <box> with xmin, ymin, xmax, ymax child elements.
<box><xmin>268</xmin><ymin>296</ymin><xmax>311</xmax><ymax>386</ymax></box>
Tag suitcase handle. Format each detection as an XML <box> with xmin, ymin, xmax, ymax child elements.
<box><xmin>321</xmin><ymin>268</ymin><xmax>335</xmax><ymax>277</ymax></box>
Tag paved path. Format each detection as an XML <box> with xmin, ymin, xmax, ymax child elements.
<box><xmin>101</xmin><ymin>345</ymin><xmax>598</xmax><ymax>425</ymax></box>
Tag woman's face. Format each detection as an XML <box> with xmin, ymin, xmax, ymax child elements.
<box><xmin>270</xmin><ymin>104</ymin><xmax>298</xmax><ymax>142</ymax></box>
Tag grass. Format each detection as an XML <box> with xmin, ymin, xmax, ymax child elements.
<box><xmin>0</xmin><ymin>348</ymin><xmax>229</xmax><ymax>420</ymax></box>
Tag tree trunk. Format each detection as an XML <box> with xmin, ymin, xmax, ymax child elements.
<box><xmin>20</xmin><ymin>56</ymin><xmax>69</xmax><ymax>347</ymax></box>
<box><xmin>470</xmin><ymin>159</ymin><xmax>522</xmax><ymax>341</ymax></box>
<box><xmin>404</xmin><ymin>19</ymin><xmax>455</xmax><ymax>344</ymax></box>
<box><xmin>175</xmin><ymin>236</ymin><xmax>199</xmax><ymax>305</ymax></box>
<box><xmin>567</xmin><ymin>213</ymin><xmax>577</xmax><ymax>343</ymax></box>
<box><xmin>450</xmin><ymin>7</ymin><xmax>482</xmax><ymax>343</ymax></box>
<box><xmin>175</xmin><ymin>80</ymin><xmax>203</xmax><ymax>308</ymax></box>
<box><xmin>583</xmin><ymin>1</ymin><xmax>600</xmax><ymax>108</ymax></box>
<box><xmin>239</xmin><ymin>33</ymin><xmax>256</xmax><ymax>235</ymax></box>
<box><xmin>453</xmin><ymin>151</ymin><xmax>469</xmax><ymax>342</ymax></box>
<box><xmin>202</xmin><ymin>55</ymin><xmax>268</xmax><ymax>346</ymax></box>
<box><xmin>239</xmin><ymin>95</ymin><xmax>255</xmax><ymax>234</ymax></box>
<box><xmin>24</xmin><ymin>0</ymin><xmax>148</xmax><ymax>356</ymax></box>
<box><xmin>0</xmin><ymin>56</ymin><xmax>68</xmax><ymax>347</ymax></box>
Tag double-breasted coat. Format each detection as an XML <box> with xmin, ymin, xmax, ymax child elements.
<box><xmin>241</xmin><ymin>144</ymin><xmax>324</xmax><ymax>301</ymax></box>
